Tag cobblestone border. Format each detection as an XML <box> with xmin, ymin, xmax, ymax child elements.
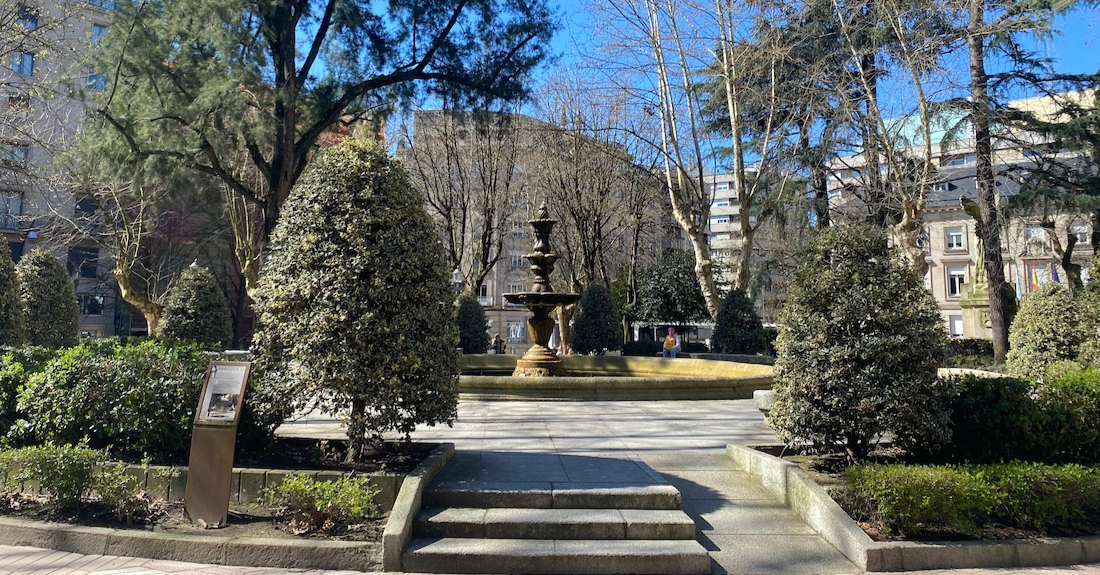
<box><xmin>725</xmin><ymin>443</ymin><xmax>1100</xmax><ymax>571</ymax></box>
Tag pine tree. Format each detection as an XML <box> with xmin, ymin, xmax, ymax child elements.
<box><xmin>159</xmin><ymin>266</ymin><xmax>233</xmax><ymax>350</ymax></box>
<box><xmin>17</xmin><ymin>249</ymin><xmax>78</xmax><ymax>348</ymax></box>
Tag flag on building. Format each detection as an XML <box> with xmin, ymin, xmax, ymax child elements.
<box><xmin>1052</xmin><ymin>265</ymin><xmax>1061</xmax><ymax>284</ymax></box>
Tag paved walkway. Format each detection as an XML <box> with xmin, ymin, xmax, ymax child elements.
<box><xmin>3</xmin><ymin>399</ymin><xmax>1099</xmax><ymax>575</ymax></box>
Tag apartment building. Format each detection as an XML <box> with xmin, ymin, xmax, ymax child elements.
<box><xmin>828</xmin><ymin>94</ymin><xmax>1094</xmax><ymax>338</ymax></box>
<box><xmin>1</xmin><ymin>0</ymin><xmax>143</xmax><ymax>337</ymax></box>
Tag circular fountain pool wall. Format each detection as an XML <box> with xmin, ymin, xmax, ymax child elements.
<box><xmin>460</xmin><ymin>354</ymin><xmax>773</xmax><ymax>400</ymax></box>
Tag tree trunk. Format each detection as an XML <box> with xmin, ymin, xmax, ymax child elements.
<box><xmin>345</xmin><ymin>398</ymin><xmax>367</xmax><ymax>464</ymax></box>
<box><xmin>112</xmin><ymin>267</ymin><xmax>163</xmax><ymax>335</ymax></box>
<box><xmin>968</xmin><ymin>0</ymin><xmax>1012</xmax><ymax>364</ymax></box>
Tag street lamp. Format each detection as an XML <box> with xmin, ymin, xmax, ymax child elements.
<box><xmin>452</xmin><ymin>268</ymin><xmax>462</xmax><ymax>293</ymax></box>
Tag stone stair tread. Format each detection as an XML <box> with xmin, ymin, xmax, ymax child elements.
<box><xmin>426</xmin><ymin>480</ymin><xmax>682</xmax><ymax>510</ymax></box>
<box><xmin>415</xmin><ymin>507</ymin><xmax>697</xmax><ymax>540</ymax></box>
<box><xmin>403</xmin><ymin>537</ymin><xmax>711</xmax><ymax>575</ymax></box>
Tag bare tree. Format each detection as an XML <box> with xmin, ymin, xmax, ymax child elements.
<box><xmin>399</xmin><ymin>105</ymin><xmax>524</xmax><ymax>295</ymax></box>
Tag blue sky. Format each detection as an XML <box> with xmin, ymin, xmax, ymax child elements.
<box><xmin>546</xmin><ymin>3</ymin><xmax>1100</xmax><ymax>78</ymax></box>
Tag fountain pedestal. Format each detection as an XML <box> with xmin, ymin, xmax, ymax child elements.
<box><xmin>502</xmin><ymin>203</ymin><xmax>580</xmax><ymax>378</ymax></box>
<box><xmin>504</xmin><ymin>294</ymin><xmax>580</xmax><ymax>377</ymax></box>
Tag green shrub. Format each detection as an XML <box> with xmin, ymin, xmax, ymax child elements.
<box><xmin>682</xmin><ymin>341</ymin><xmax>708</xmax><ymax>353</ymax></box>
<box><xmin>1034</xmin><ymin>369</ymin><xmax>1100</xmax><ymax>464</ymax></box>
<box><xmin>456</xmin><ymin>292</ymin><xmax>490</xmax><ymax>354</ymax></box>
<box><xmin>1006</xmin><ymin>283</ymin><xmax>1084</xmax><ymax>381</ymax></box>
<box><xmin>770</xmin><ymin>225</ymin><xmax>950</xmax><ymax>459</ymax></box>
<box><xmin>0</xmin><ymin>347</ymin><xmax>58</xmax><ymax>438</ymax></box>
<box><xmin>16</xmin><ymin>249</ymin><xmax>79</xmax><ymax>348</ymax></box>
<box><xmin>0</xmin><ymin>444</ymin><xmax>101</xmax><ymax>508</ymax></box>
<box><xmin>0</xmin><ymin>248</ymin><xmax>24</xmax><ymax>347</ymax></box>
<box><xmin>635</xmin><ymin>251</ymin><xmax>710</xmax><ymax>325</ymax></box>
<box><xmin>262</xmin><ymin>474</ymin><xmax>379</xmax><ymax>533</ymax></box>
<box><xmin>941</xmin><ymin>374</ymin><xmax>1047</xmax><ymax>463</ymax></box>
<box><xmin>159</xmin><ymin>266</ymin><xmax>233</xmax><ymax>350</ymax></box>
<box><xmin>843</xmin><ymin>462</ymin><xmax>1100</xmax><ymax>536</ymax></box>
<box><xmin>570</xmin><ymin>283</ymin><xmax>622</xmax><ymax>355</ymax></box>
<box><xmin>843</xmin><ymin>464</ymin><xmax>999</xmax><ymax>536</ymax></box>
<box><xmin>981</xmin><ymin>462</ymin><xmax>1100</xmax><ymax>531</ymax></box>
<box><xmin>947</xmin><ymin>338</ymin><xmax>994</xmax><ymax>358</ymax></box>
<box><xmin>621</xmin><ymin>340</ymin><xmax>661</xmax><ymax>356</ymax></box>
<box><xmin>13</xmin><ymin>339</ymin><xmax>207</xmax><ymax>459</ymax></box>
<box><xmin>252</xmin><ymin>139</ymin><xmax>459</xmax><ymax>463</ymax></box>
<box><xmin>711</xmin><ymin>288</ymin><xmax>765</xmax><ymax>354</ymax></box>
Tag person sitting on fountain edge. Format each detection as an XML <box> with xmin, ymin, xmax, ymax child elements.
<box><xmin>492</xmin><ymin>334</ymin><xmax>507</xmax><ymax>355</ymax></box>
<box><xmin>662</xmin><ymin>327</ymin><xmax>681</xmax><ymax>358</ymax></box>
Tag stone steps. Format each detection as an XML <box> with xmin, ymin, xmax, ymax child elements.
<box><xmin>425</xmin><ymin>481</ymin><xmax>682</xmax><ymax>510</ymax></box>
<box><xmin>403</xmin><ymin>537</ymin><xmax>712</xmax><ymax>575</ymax></box>
<box><xmin>415</xmin><ymin>507</ymin><xmax>697</xmax><ymax>540</ymax></box>
<box><xmin>404</xmin><ymin>478</ymin><xmax>710</xmax><ymax>574</ymax></box>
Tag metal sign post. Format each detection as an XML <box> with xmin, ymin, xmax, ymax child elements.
<box><xmin>184</xmin><ymin>361</ymin><xmax>251</xmax><ymax>528</ymax></box>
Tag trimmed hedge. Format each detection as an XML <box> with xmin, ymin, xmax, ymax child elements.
<box><xmin>943</xmin><ymin>371</ymin><xmax>1100</xmax><ymax>464</ymax></box>
<box><xmin>841</xmin><ymin>462</ymin><xmax>1100</xmax><ymax>537</ymax></box>
<box><xmin>622</xmin><ymin>340</ymin><xmax>662</xmax><ymax>356</ymax></box>
<box><xmin>6</xmin><ymin>338</ymin><xmax>282</xmax><ymax>462</ymax></box>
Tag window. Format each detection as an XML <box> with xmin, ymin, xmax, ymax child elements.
<box><xmin>949</xmin><ymin>315</ymin><xmax>964</xmax><ymax>338</ymax></box>
<box><xmin>511</xmin><ymin>219</ymin><xmax>526</xmax><ymax>238</ymax></box>
<box><xmin>505</xmin><ymin>283</ymin><xmax>524</xmax><ymax>305</ymax></box>
<box><xmin>709</xmin><ymin>215</ymin><xmax>730</xmax><ymax>226</ymax></box>
<box><xmin>712</xmin><ymin>182</ymin><xmax>729</xmax><ymax>192</ymax></box>
<box><xmin>944</xmin><ymin>153</ymin><xmax>976</xmax><ymax>166</ymax></box>
<box><xmin>714</xmin><ymin>198</ymin><xmax>729</xmax><ymax>208</ymax></box>
<box><xmin>17</xmin><ymin>6</ymin><xmax>38</xmax><ymax>30</ymax></box>
<box><xmin>946</xmin><ymin>266</ymin><xmax>967</xmax><ymax>297</ymax></box>
<box><xmin>92</xmin><ymin>24</ymin><xmax>108</xmax><ymax>45</ymax></box>
<box><xmin>478</xmin><ymin>284</ymin><xmax>491</xmax><ymax>306</ymax></box>
<box><xmin>1</xmin><ymin>192</ymin><xmax>20</xmax><ymax>230</ymax></box>
<box><xmin>507</xmin><ymin>320</ymin><xmax>526</xmax><ymax>343</ymax></box>
<box><xmin>1071</xmin><ymin>222</ymin><xmax>1090</xmax><ymax>244</ymax></box>
<box><xmin>67</xmin><ymin>247</ymin><xmax>99</xmax><ymax>279</ymax></box>
<box><xmin>945</xmin><ymin>227</ymin><xmax>965</xmax><ymax>251</ymax></box>
<box><xmin>509</xmin><ymin>252</ymin><xmax>527</xmax><ymax>268</ymax></box>
<box><xmin>80</xmin><ymin>327</ymin><xmax>104</xmax><ymax>338</ymax></box>
<box><xmin>79</xmin><ymin>294</ymin><xmax>105</xmax><ymax>315</ymax></box>
<box><xmin>1025</xmin><ymin>224</ymin><xmax>1048</xmax><ymax>255</ymax></box>
<box><xmin>12</xmin><ymin>52</ymin><xmax>34</xmax><ymax>75</ymax></box>
<box><xmin>0</xmin><ymin>143</ymin><xmax>29</xmax><ymax>164</ymax></box>
<box><xmin>87</xmin><ymin>72</ymin><xmax>107</xmax><ymax>91</ymax></box>
<box><xmin>933</xmin><ymin>181</ymin><xmax>958</xmax><ymax>193</ymax></box>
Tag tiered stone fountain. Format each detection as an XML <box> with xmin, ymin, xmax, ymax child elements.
<box><xmin>503</xmin><ymin>203</ymin><xmax>581</xmax><ymax>377</ymax></box>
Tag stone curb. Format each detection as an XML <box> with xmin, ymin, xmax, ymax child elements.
<box><xmin>0</xmin><ymin>516</ymin><xmax>379</xmax><ymax>570</ymax></box>
<box><xmin>381</xmin><ymin>442</ymin><xmax>455</xmax><ymax>571</ymax></box>
<box><xmin>725</xmin><ymin>443</ymin><xmax>1100</xmax><ymax>571</ymax></box>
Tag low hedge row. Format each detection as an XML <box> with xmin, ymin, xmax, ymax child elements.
<box><xmin>0</xmin><ymin>338</ymin><xmax>286</xmax><ymax>462</ymax></box>
<box><xmin>841</xmin><ymin>462</ymin><xmax>1100</xmax><ymax>537</ymax></box>
<box><xmin>943</xmin><ymin>370</ymin><xmax>1100</xmax><ymax>464</ymax></box>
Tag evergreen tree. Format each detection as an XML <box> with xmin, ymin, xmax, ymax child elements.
<box><xmin>636</xmin><ymin>251</ymin><xmax>710</xmax><ymax>326</ymax></box>
<box><xmin>252</xmin><ymin>139</ymin><xmax>459</xmax><ymax>462</ymax></box>
<box><xmin>570</xmin><ymin>283</ymin><xmax>622</xmax><ymax>355</ymax></box>
<box><xmin>711</xmin><ymin>288</ymin><xmax>765</xmax><ymax>355</ymax></box>
<box><xmin>0</xmin><ymin>247</ymin><xmax>24</xmax><ymax>346</ymax></box>
<box><xmin>1006</xmin><ymin>283</ymin><xmax>1084</xmax><ymax>381</ymax></box>
<box><xmin>769</xmin><ymin>225</ymin><xmax>949</xmax><ymax>460</ymax></box>
<box><xmin>159</xmin><ymin>266</ymin><xmax>233</xmax><ymax>350</ymax></box>
<box><xmin>16</xmin><ymin>249</ymin><xmax>79</xmax><ymax>348</ymax></box>
<box><xmin>456</xmin><ymin>292</ymin><xmax>490</xmax><ymax>354</ymax></box>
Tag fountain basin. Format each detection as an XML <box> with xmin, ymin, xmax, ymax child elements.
<box><xmin>459</xmin><ymin>355</ymin><xmax>773</xmax><ymax>401</ymax></box>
